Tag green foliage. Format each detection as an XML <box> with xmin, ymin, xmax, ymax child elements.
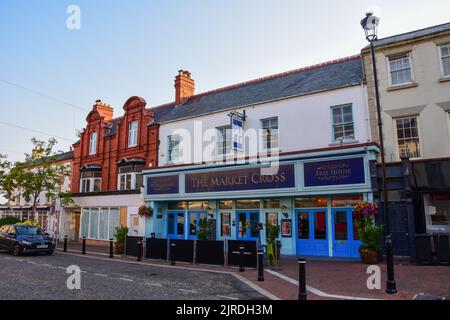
<box><xmin>17</xmin><ymin>220</ymin><xmax>41</xmax><ymax>228</ymax></box>
<box><xmin>0</xmin><ymin>217</ymin><xmax>20</xmax><ymax>227</ymax></box>
<box><xmin>114</xmin><ymin>225</ymin><xmax>129</xmax><ymax>244</ymax></box>
<box><xmin>266</xmin><ymin>224</ymin><xmax>280</xmax><ymax>245</ymax></box>
<box><xmin>354</xmin><ymin>215</ymin><xmax>384</xmax><ymax>252</ymax></box>
<box><xmin>198</xmin><ymin>218</ymin><xmax>212</xmax><ymax>241</ymax></box>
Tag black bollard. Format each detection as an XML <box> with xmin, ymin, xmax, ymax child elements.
<box><xmin>170</xmin><ymin>242</ymin><xmax>176</xmax><ymax>266</ymax></box>
<box><xmin>82</xmin><ymin>237</ymin><xmax>86</xmax><ymax>255</ymax></box>
<box><xmin>257</xmin><ymin>250</ymin><xmax>264</xmax><ymax>281</ymax></box>
<box><xmin>137</xmin><ymin>241</ymin><xmax>142</xmax><ymax>262</ymax></box>
<box><xmin>298</xmin><ymin>258</ymin><xmax>307</xmax><ymax>300</ymax></box>
<box><xmin>239</xmin><ymin>245</ymin><xmax>245</xmax><ymax>272</ymax></box>
<box><xmin>63</xmin><ymin>235</ymin><xmax>68</xmax><ymax>253</ymax></box>
<box><xmin>109</xmin><ymin>238</ymin><xmax>114</xmax><ymax>258</ymax></box>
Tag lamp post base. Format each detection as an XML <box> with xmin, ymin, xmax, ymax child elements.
<box><xmin>385</xmin><ymin>235</ymin><xmax>397</xmax><ymax>294</ymax></box>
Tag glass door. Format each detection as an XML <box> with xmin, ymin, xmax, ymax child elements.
<box><xmin>236</xmin><ymin>211</ymin><xmax>260</xmax><ymax>241</ymax></box>
<box><xmin>296</xmin><ymin>209</ymin><xmax>329</xmax><ymax>256</ymax></box>
<box><xmin>167</xmin><ymin>211</ymin><xmax>185</xmax><ymax>239</ymax></box>
<box><xmin>188</xmin><ymin>211</ymin><xmax>207</xmax><ymax>240</ymax></box>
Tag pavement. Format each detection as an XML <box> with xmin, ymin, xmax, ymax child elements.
<box><xmin>0</xmin><ymin>250</ymin><xmax>268</xmax><ymax>300</ymax></box>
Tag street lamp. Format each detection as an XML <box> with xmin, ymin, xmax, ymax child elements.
<box><xmin>361</xmin><ymin>12</ymin><xmax>397</xmax><ymax>294</ymax></box>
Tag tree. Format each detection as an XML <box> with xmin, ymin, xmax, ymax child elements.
<box><xmin>0</xmin><ymin>154</ymin><xmax>16</xmax><ymax>204</ymax></box>
<box><xmin>15</xmin><ymin>138</ymin><xmax>72</xmax><ymax>221</ymax></box>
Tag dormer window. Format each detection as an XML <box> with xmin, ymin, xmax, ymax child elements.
<box><xmin>80</xmin><ymin>169</ymin><xmax>102</xmax><ymax>193</ymax></box>
<box><xmin>89</xmin><ymin>132</ymin><xmax>97</xmax><ymax>155</ymax></box>
<box><xmin>118</xmin><ymin>164</ymin><xmax>144</xmax><ymax>191</ymax></box>
<box><xmin>128</xmin><ymin>121</ymin><xmax>138</xmax><ymax>148</ymax></box>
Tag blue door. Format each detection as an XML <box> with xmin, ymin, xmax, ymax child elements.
<box><xmin>187</xmin><ymin>211</ymin><xmax>207</xmax><ymax>240</ymax></box>
<box><xmin>236</xmin><ymin>211</ymin><xmax>260</xmax><ymax>241</ymax></box>
<box><xmin>296</xmin><ymin>209</ymin><xmax>329</xmax><ymax>257</ymax></box>
<box><xmin>332</xmin><ymin>208</ymin><xmax>362</xmax><ymax>258</ymax></box>
<box><xmin>167</xmin><ymin>211</ymin><xmax>185</xmax><ymax>239</ymax></box>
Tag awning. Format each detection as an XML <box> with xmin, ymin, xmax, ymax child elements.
<box><xmin>411</xmin><ymin>160</ymin><xmax>450</xmax><ymax>190</ymax></box>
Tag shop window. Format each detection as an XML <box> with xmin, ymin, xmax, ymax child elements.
<box><xmin>236</xmin><ymin>200</ymin><xmax>260</xmax><ymax>210</ymax></box>
<box><xmin>219</xmin><ymin>200</ymin><xmax>233</xmax><ymax>210</ymax></box>
<box><xmin>187</xmin><ymin>201</ymin><xmax>208</xmax><ymax>210</ymax></box>
<box><xmin>263</xmin><ymin>199</ymin><xmax>280</xmax><ymax>209</ymax></box>
<box><xmin>331</xmin><ymin>195</ymin><xmax>363</xmax><ymax>207</ymax></box>
<box><xmin>295</xmin><ymin>196</ymin><xmax>328</xmax><ymax>208</ymax></box>
<box><xmin>167</xmin><ymin>201</ymin><xmax>186</xmax><ymax>210</ymax></box>
<box><xmin>425</xmin><ymin>193</ymin><xmax>450</xmax><ymax>231</ymax></box>
<box><xmin>80</xmin><ymin>207</ymin><xmax>120</xmax><ymax>240</ymax></box>
<box><xmin>221</xmin><ymin>212</ymin><xmax>231</xmax><ymax>237</ymax></box>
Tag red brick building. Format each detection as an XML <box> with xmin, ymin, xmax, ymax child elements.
<box><xmin>63</xmin><ymin>96</ymin><xmax>159</xmax><ymax>244</ymax></box>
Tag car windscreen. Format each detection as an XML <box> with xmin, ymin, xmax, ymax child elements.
<box><xmin>15</xmin><ymin>226</ymin><xmax>43</xmax><ymax>236</ymax></box>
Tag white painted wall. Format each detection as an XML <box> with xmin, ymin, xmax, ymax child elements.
<box><xmin>158</xmin><ymin>85</ymin><xmax>371</xmax><ymax>166</ymax></box>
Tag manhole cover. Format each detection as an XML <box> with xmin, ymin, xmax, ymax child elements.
<box><xmin>413</xmin><ymin>293</ymin><xmax>445</xmax><ymax>300</ymax></box>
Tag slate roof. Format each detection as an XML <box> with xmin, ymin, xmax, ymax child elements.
<box><xmin>150</xmin><ymin>55</ymin><xmax>364</xmax><ymax>124</ymax></box>
<box><xmin>365</xmin><ymin>22</ymin><xmax>450</xmax><ymax>49</ymax></box>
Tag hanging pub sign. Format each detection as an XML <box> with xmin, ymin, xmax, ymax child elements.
<box><xmin>185</xmin><ymin>164</ymin><xmax>295</xmax><ymax>193</ymax></box>
<box><xmin>303</xmin><ymin>157</ymin><xmax>366</xmax><ymax>187</ymax></box>
<box><xmin>229</xmin><ymin>111</ymin><xmax>245</xmax><ymax>152</ymax></box>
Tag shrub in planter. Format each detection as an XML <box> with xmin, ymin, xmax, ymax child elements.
<box><xmin>114</xmin><ymin>225</ymin><xmax>128</xmax><ymax>254</ymax></box>
<box><xmin>353</xmin><ymin>201</ymin><xmax>384</xmax><ymax>264</ymax></box>
<box><xmin>266</xmin><ymin>224</ymin><xmax>281</xmax><ymax>265</ymax></box>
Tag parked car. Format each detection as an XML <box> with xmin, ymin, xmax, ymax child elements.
<box><xmin>0</xmin><ymin>224</ymin><xmax>55</xmax><ymax>256</ymax></box>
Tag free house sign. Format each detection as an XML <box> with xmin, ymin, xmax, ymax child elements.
<box><xmin>303</xmin><ymin>157</ymin><xmax>365</xmax><ymax>187</ymax></box>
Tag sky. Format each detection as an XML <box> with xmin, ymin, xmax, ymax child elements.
<box><xmin>0</xmin><ymin>0</ymin><xmax>449</xmax><ymax>163</ymax></box>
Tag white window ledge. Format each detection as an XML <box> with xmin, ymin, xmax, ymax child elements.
<box><xmin>439</xmin><ymin>76</ymin><xmax>450</xmax><ymax>83</ymax></box>
<box><xmin>329</xmin><ymin>140</ymin><xmax>359</xmax><ymax>147</ymax></box>
<box><xmin>387</xmin><ymin>82</ymin><xmax>418</xmax><ymax>92</ymax></box>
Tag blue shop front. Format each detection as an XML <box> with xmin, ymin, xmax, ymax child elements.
<box><xmin>143</xmin><ymin>146</ymin><xmax>378</xmax><ymax>258</ymax></box>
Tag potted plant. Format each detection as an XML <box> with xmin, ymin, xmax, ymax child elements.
<box><xmin>114</xmin><ymin>225</ymin><xmax>128</xmax><ymax>254</ymax></box>
<box><xmin>266</xmin><ymin>224</ymin><xmax>281</xmax><ymax>265</ymax></box>
<box><xmin>353</xmin><ymin>201</ymin><xmax>384</xmax><ymax>264</ymax></box>
<box><xmin>138</xmin><ymin>204</ymin><xmax>153</xmax><ymax>218</ymax></box>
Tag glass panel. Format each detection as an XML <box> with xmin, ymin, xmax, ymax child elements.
<box><xmin>297</xmin><ymin>212</ymin><xmax>309</xmax><ymax>239</ymax></box>
<box><xmin>187</xmin><ymin>201</ymin><xmax>208</xmax><ymax>210</ymax></box>
<box><xmin>250</xmin><ymin>212</ymin><xmax>260</xmax><ymax>238</ymax></box>
<box><xmin>119</xmin><ymin>166</ymin><xmax>133</xmax><ymax>174</ymax></box>
<box><xmin>443</xmin><ymin>57</ymin><xmax>450</xmax><ymax>76</ymax></box>
<box><xmin>109</xmin><ymin>208</ymin><xmax>120</xmax><ymax>240</ymax></box>
<box><xmin>236</xmin><ymin>200</ymin><xmax>260</xmax><ymax>209</ymax></box>
<box><xmin>265</xmin><ymin>212</ymin><xmax>278</xmax><ymax>238</ymax></box>
<box><xmin>99</xmin><ymin>209</ymin><xmax>109</xmax><ymax>240</ymax></box>
<box><xmin>189</xmin><ymin>213</ymin><xmax>197</xmax><ymax>236</ymax></box>
<box><xmin>429</xmin><ymin>193</ymin><xmax>450</xmax><ymax>226</ymax></box>
<box><xmin>263</xmin><ymin>199</ymin><xmax>280</xmax><ymax>209</ymax></box>
<box><xmin>81</xmin><ymin>209</ymin><xmax>89</xmax><ymax>238</ymax></box>
<box><xmin>332</xmin><ymin>195</ymin><xmax>364</xmax><ymax>207</ymax></box>
<box><xmin>221</xmin><ymin>213</ymin><xmax>231</xmax><ymax>237</ymax></box>
<box><xmin>314</xmin><ymin>211</ymin><xmax>327</xmax><ymax>240</ymax></box>
<box><xmin>135</xmin><ymin>174</ymin><xmax>143</xmax><ymax>189</ymax></box>
<box><xmin>238</xmin><ymin>212</ymin><xmax>247</xmax><ymax>238</ymax></box>
<box><xmin>168</xmin><ymin>214</ymin><xmax>175</xmax><ymax>234</ymax></box>
<box><xmin>89</xmin><ymin>209</ymin><xmax>99</xmax><ymax>239</ymax></box>
<box><xmin>93</xmin><ymin>179</ymin><xmax>101</xmax><ymax>192</ymax></box>
<box><xmin>168</xmin><ymin>202</ymin><xmax>186</xmax><ymax>210</ymax></box>
<box><xmin>119</xmin><ymin>175</ymin><xmax>125</xmax><ymax>191</ymax></box>
<box><xmin>219</xmin><ymin>200</ymin><xmax>233</xmax><ymax>209</ymax></box>
<box><xmin>177</xmin><ymin>213</ymin><xmax>184</xmax><ymax>235</ymax></box>
<box><xmin>126</xmin><ymin>174</ymin><xmax>132</xmax><ymax>190</ymax></box>
<box><xmin>295</xmin><ymin>196</ymin><xmax>328</xmax><ymax>208</ymax></box>
<box><xmin>334</xmin><ymin>211</ymin><xmax>348</xmax><ymax>241</ymax></box>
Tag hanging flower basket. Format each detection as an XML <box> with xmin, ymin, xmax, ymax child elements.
<box><xmin>138</xmin><ymin>205</ymin><xmax>153</xmax><ymax>218</ymax></box>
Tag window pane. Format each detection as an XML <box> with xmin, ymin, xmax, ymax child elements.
<box><xmin>109</xmin><ymin>208</ymin><xmax>120</xmax><ymax>240</ymax></box>
<box><xmin>314</xmin><ymin>211</ymin><xmax>327</xmax><ymax>240</ymax></box>
<box><xmin>177</xmin><ymin>213</ymin><xmax>184</xmax><ymax>235</ymax></box>
<box><xmin>168</xmin><ymin>202</ymin><xmax>186</xmax><ymax>210</ymax></box>
<box><xmin>250</xmin><ymin>212</ymin><xmax>260</xmax><ymax>238</ymax></box>
<box><xmin>297</xmin><ymin>212</ymin><xmax>309</xmax><ymax>239</ymax></box>
<box><xmin>236</xmin><ymin>200</ymin><xmax>260</xmax><ymax>209</ymax></box>
<box><xmin>263</xmin><ymin>199</ymin><xmax>280</xmax><ymax>209</ymax></box>
<box><xmin>295</xmin><ymin>196</ymin><xmax>328</xmax><ymax>208</ymax></box>
<box><xmin>334</xmin><ymin>211</ymin><xmax>348</xmax><ymax>241</ymax></box>
<box><xmin>443</xmin><ymin>57</ymin><xmax>450</xmax><ymax>76</ymax></box>
<box><xmin>99</xmin><ymin>209</ymin><xmax>109</xmax><ymax>240</ymax></box>
<box><xmin>89</xmin><ymin>209</ymin><xmax>99</xmax><ymax>239</ymax></box>
<box><xmin>93</xmin><ymin>179</ymin><xmax>101</xmax><ymax>192</ymax></box>
<box><xmin>331</xmin><ymin>195</ymin><xmax>363</xmax><ymax>207</ymax></box>
<box><xmin>221</xmin><ymin>213</ymin><xmax>231</xmax><ymax>237</ymax></box>
<box><xmin>168</xmin><ymin>214</ymin><xmax>175</xmax><ymax>234</ymax></box>
<box><xmin>187</xmin><ymin>201</ymin><xmax>208</xmax><ymax>210</ymax></box>
<box><xmin>219</xmin><ymin>200</ymin><xmax>233</xmax><ymax>209</ymax></box>
<box><xmin>81</xmin><ymin>209</ymin><xmax>90</xmax><ymax>238</ymax></box>
<box><xmin>238</xmin><ymin>213</ymin><xmax>247</xmax><ymax>238</ymax></box>
<box><xmin>189</xmin><ymin>213</ymin><xmax>197</xmax><ymax>236</ymax></box>
<box><xmin>135</xmin><ymin>174</ymin><xmax>143</xmax><ymax>190</ymax></box>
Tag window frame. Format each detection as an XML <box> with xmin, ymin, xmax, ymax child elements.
<box><xmin>89</xmin><ymin>132</ymin><xmax>97</xmax><ymax>155</ymax></box>
<box><xmin>215</xmin><ymin>125</ymin><xmax>233</xmax><ymax>158</ymax></box>
<box><xmin>167</xmin><ymin>134</ymin><xmax>182</xmax><ymax>164</ymax></box>
<box><xmin>330</xmin><ymin>104</ymin><xmax>355</xmax><ymax>143</ymax></box>
<box><xmin>80</xmin><ymin>171</ymin><xmax>102</xmax><ymax>193</ymax></box>
<box><xmin>80</xmin><ymin>207</ymin><xmax>120</xmax><ymax>241</ymax></box>
<box><xmin>387</xmin><ymin>52</ymin><xmax>415</xmax><ymax>87</ymax></box>
<box><xmin>260</xmin><ymin>117</ymin><xmax>279</xmax><ymax>152</ymax></box>
<box><xmin>438</xmin><ymin>44</ymin><xmax>450</xmax><ymax>78</ymax></box>
<box><xmin>128</xmin><ymin>120</ymin><xmax>138</xmax><ymax>148</ymax></box>
<box><xmin>394</xmin><ymin>116</ymin><xmax>422</xmax><ymax>160</ymax></box>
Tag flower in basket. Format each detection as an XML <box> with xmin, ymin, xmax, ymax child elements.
<box><xmin>138</xmin><ymin>204</ymin><xmax>153</xmax><ymax>217</ymax></box>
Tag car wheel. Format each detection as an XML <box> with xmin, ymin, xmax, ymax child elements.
<box><xmin>12</xmin><ymin>244</ymin><xmax>22</xmax><ymax>256</ymax></box>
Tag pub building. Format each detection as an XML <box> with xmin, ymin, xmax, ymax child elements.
<box><xmin>142</xmin><ymin>57</ymin><xmax>380</xmax><ymax>258</ymax></box>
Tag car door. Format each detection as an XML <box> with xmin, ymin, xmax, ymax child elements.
<box><xmin>4</xmin><ymin>226</ymin><xmax>17</xmax><ymax>251</ymax></box>
<box><xmin>0</xmin><ymin>226</ymin><xmax>7</xmax><ymax>249</ymax></box>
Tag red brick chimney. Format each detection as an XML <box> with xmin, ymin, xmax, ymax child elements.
<box><xmin>93</xmin><ymin>99</ymin><xmax>113</xmax><ymax>121</ymax></box>
<box><xmin>175</xmin><ymin>70</ymin><xmax>195</xmax><ymax>105</ymax></box>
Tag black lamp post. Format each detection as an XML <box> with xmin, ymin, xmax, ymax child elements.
<box><xmin>361</xmin><ymin>12</ymin><xmax>397</xmax><ymax>294</ymax></box>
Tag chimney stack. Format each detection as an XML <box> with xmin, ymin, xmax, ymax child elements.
<box><xmin>175</xmin><ymin>70</ymin><xmax>195</xmax><ymax>105</ymax></box>
<box><xmin>93</xmin><ymin>99</ymin><xmax>113</xmax><ymax>121</ymax></box>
